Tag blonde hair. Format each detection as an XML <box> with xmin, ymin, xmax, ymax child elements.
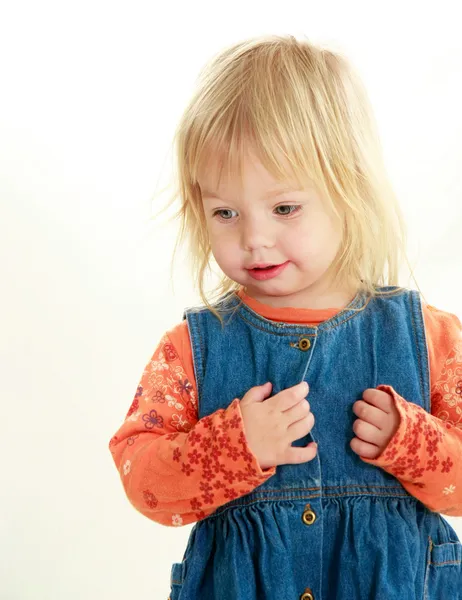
<box><xmin>156</xmin><ymin>33</ymin><xmax>423</xmax><ymax>321</ymax></box>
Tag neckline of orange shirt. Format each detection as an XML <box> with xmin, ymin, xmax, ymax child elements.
<box><xmin>236</xmin><ymin>286</ymin><xmax>344</xmax><ymax>325</ymax></box>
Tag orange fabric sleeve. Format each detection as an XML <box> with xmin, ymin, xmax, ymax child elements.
<box><xmin>364</xmin><ymin>303</ymin><xmax>462</xmax><ymax>515</ymax></box>
<box><xmin>108</xmin><ymin>323</ymin><xmax>275</xmax><ymax>527</ymax></box>
<box><xmin>109</xmin><ymin>297</ymin><xmax>462</xmax><ymax>523</ymax></box>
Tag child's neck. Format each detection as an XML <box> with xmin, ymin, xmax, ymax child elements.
<box><xmin>240</xmin><ymin>284</ymin><xmax>358</xmax><ymax>311</ymax></box>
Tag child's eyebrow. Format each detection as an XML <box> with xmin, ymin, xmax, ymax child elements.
<box><xmin>201</xmin><ymin>186</ymin><xmax>303</xmax><ymax>200</ymax></box>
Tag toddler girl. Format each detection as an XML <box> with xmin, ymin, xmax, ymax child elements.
<box><xmin>109</xmin><ymin>34</ymin><xmax>462</xmax><ymax>599</ymax></box>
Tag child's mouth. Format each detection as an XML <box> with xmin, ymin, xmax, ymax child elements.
<box><xmin>247</xmin><ymin>261</ymin><xmax>290</xmax><ymax>281</ymax></box>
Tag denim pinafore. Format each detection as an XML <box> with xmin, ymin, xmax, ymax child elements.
<box><xmin>168</xmin><ymin>286</ymin><xmax>462</xmax><ymax>600</ymax></box>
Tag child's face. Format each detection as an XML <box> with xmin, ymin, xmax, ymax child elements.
<box><xmin>199</xmin><ymin>148</ymin><xmax>350</xmax><ymax>309</ymax></box>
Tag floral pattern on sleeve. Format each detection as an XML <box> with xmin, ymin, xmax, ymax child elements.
<box><xmin>362</xmin><ymin>338</ymin><xmax>462</xmax><ymax>516</ymax></box>
<box><xmin>430</xmin><ymin>337</ymin><xmax>462</xmax><ymax>430</ymax></box>
<box><xmin>109</xmin><ymin>333</ymin><xmax>275</xmax><ymax>527</ymax></box>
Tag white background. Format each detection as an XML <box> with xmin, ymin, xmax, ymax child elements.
<box><xmin>1</xmin><ymin>1</ymin><xmax>461</xmax><ymax>598</ymax></box>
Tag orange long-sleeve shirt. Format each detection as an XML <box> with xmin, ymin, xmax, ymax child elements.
<box><xmin>109</xmin><ymin>289</ymin><xmax>462</xmax><ymax>526</ymax></box>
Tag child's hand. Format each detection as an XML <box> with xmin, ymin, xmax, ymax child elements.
<box><xmin>239</xmin><ymin>381</ymin><xmax>318</xmax><ymax>470</ymax></box>
<box><xmin>350</xmin><ymin>389</ymin><xmax>401</xmax><ymax>459</ymax></box>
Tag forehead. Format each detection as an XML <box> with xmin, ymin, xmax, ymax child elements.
<box><xmin>198</xmin><ymin>148</ymin><xmax>303</xmax><ymax>199</ymax></box>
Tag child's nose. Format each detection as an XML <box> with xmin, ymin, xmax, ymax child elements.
<box><xmin>241</xmin><ymin>218</ymin><xmax>274</xmax><ymax>251</ymax></box>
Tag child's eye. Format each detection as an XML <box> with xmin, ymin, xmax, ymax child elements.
<box><xmin>213</xmin><ymin>209</ymin><xmax>238</xmax><ymax>220</ymax></box>
<box><xmin>274</xmin><ymin>205</ymin><xmax>301</xmax><ymax>216</ymax></box>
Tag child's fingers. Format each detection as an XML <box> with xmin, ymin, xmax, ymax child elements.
<box><xmin>350</xmin><ymin>436</ymin><xmax>381</xmax><ymax>459</ymax></box>
<box><xmin>352</xmin><ymin>418</ymin><xmax>383</xmax><ymax>444</ymax></box>
<box><xmin>276</xmin><ymin>381</ymin><xmax>309</xmax><ymax>411</ymax></box>
<box><xmin>352</xmin><ymin>400</ymin><xmax>387</xmax><ymax>429</ymax></box>
<box><xmin>362</xmin><ymin>389</ymin><xmax>393</xmax><ymax>412</ymax></box>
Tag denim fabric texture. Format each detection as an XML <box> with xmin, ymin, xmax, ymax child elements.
<box><xmin>168</xmin><ymin>286</ymin><xmax>462</xmax><ymax>599</ymax></box>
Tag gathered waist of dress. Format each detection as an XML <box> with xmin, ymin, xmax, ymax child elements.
<box><xmin>203</xmin><ymin>483</ymin><xmax>416</xmax><ymax>520</ymax></box>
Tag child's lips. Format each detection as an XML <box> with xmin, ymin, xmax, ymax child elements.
<box><xmin>246</xmin><ymin>261</ymin><xmax>290</xmax><ymax>281</ymax></box>
<box><xmin>246</xmin><ymin>262</ymin><xmax>276</xmax><ymax>269</ymax></box>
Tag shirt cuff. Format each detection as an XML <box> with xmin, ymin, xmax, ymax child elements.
<box><xmin>360</xmin><ymin>384</ymin><xmax>415</xmax><ymax>471</ymax></box>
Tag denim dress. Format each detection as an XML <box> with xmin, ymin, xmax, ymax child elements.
<box><xmin>168</xmin><ymin>286</ymin><xmax>462</xmax><ymax>600</ymax></box>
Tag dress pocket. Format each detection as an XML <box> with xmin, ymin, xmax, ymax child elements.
<box><xmin>423</xmin><ymin>536</ymin><xmax>462</xmax><ymax>599</ymax></box>
<box><xmin>168</xmin><ymin>560</ymin><xmax>185</xmax><ymax>600</ymax></box>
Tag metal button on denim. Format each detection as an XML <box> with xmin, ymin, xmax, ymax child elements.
<box><xmin>298</xmin><ymin>337</ymin><xmax>311</xmax><ymax>351</ymax></box>
<box><xmin>300</xmin><ymin>588</ymin><xmax>314</xmax><ymax>600</ymax></box>
<box><xmin>302</xmin><ymin>503</ymin><xmax>316</xmax><ymax>526</ymax></box>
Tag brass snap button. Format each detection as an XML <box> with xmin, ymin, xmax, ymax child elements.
<box><xmin>298</xmin><ymin>337</ymin><xmax>311</xmax><ymax>351</ymax></box>
<box><xmin>302</xmin><ymin>503</ymin><xmax>316</xmax><ymax>526</ymax></box>
<box><xmin>300</xmin><ymin>588</ymin><xmax>314</xmax><ymax>600</ymax></box>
